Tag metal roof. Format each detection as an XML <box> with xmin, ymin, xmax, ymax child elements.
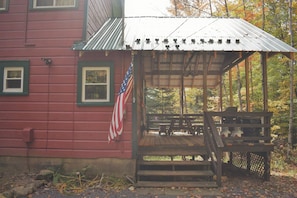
<box><xmin>74</xmin><ymin>17</ymin><xmax>296</xmax><ymax>88</ymax></box>
<box><xmin>76</xmin><ymin>17</ymin><xmax>297</xmax><ymax>53</ymax></box>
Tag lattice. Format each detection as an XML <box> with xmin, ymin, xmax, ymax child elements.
<box><xmin>231</xmin><ymin>152</ymin><xmax>265</xmax><ymax>177</ymax></box>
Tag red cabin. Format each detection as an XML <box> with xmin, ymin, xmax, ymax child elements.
<box><xmin>1</xmin><ymin>0</ymin><xmax>296</xmax><ymax>187</ymax></box>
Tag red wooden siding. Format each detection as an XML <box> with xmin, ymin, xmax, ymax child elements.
<box><xmin>0</xmin><ymin>0</ymin><xmax>132</xmax><ymax>159</ymax></box>
<box><xmin>86</xmin><ymin>0</ymin><xmax>112</xmax><ymax>39</ymax></box>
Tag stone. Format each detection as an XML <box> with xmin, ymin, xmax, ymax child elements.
<box><xmin>35</xmin><ymin>170</ymin><xmax>54</xmax><ymax>181</ymax></box>
<box><xmin>13</xmin><ymin>185</ymin><xmax>34</xmax><ymax>198</ymax></box>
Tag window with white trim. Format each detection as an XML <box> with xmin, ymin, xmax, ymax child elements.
<box><xmin>0</xmin><ymin>60</ymin><xmax>30</xmax><ymax>96</ymax></box>
<box><xmin>32</xmin><ymin>0</ymin><xmax>76</xmax><ymax>9</ymax></box>
<box><xmin>82</xmin><ymin>67</ymin><xmax>110</xmax><ymax>102</ymax></box>
<box><xmin>77</xmin><ymin>62</ymin><xmax>114</xmax><ymax>106</ymax></box>
<box><xmin>0</xmin><ymin>0</ymin><xmax>8</xmax><ymax>11</ymax></box>
<box><xmin>3</xmin><ymin>67</ymin><xmax>23</xmax><ymax>93</ymax></box>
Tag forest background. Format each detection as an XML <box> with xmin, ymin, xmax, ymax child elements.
<box><xmin>145</xmin><ymin>0</ymin><xmax>297</xmax><ymax>169</ymax></box>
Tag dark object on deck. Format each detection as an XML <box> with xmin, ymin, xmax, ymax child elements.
<box><xmin>241</xmin><ymin>118</ymin><xmax>262</xmax><ymax>138</ymax></box>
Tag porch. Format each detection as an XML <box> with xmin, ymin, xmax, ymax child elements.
<box><xmin>136</xmin><ymin>111</ymin><xmax>274</xmax><ymax>187</ymax></box>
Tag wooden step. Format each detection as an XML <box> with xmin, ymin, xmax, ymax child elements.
<box><xmin>137</xmin><ymin>170</ymin><xmax>214</xmax><ymax>177</ymax></box>
<box><xmin>138</xmin><ymin>149</ymin><xmax>207</xmax><ymax>156</ymax></box>
<box><xmin>138</xmin><ymin>160</ymin><xmax>211</xmax><ymax>166</ymax></box>
<box><xmin>136</xmin><ymin>181</ymin><xmax>218</xmax><ymax>188</ymax></box>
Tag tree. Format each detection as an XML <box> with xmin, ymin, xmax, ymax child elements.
<box><xmin>145</xmin><ymin>88</ymin><xmax>179</xmax><ymax>114</ymax></box>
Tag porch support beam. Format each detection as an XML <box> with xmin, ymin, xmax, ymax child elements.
<box><xmin>191</xmin><ymin>53</ymin><xmax>201</xmax><ymax>86</ymax></box>
<box><xmin>223</xmin><ymin>51</ymin><xmax>255</xmax><ymax>72</ymax></box>
<box><xmin>203</xmin><ymin>53</ymin><xmax>211</xmax><ymax>111</ymax></box>
<box><xmin>146</xmin><ymin>70</ymin><xmax>220</xmax><ymax>75</ymax></box>
<box><xmin>229</xmin><ymin>69</ymin><xmax>233</xmax><ymax>107</ymax></box>
<box><xmin>169</xmin><ymin>53</ymin><xmax>173</xmax><ymax>87</ymax></box>
<box><xmin>245</xmin><ymin>58</ymin><xmax>251</xmax><ymax>112</ymax></box>
<box><xmin>219</xmin><ymin>74</ymin><xmax>223</xmax><ymax>111</ymax></box>
<box><xmin>261</xmin><ymin>52</ymin><xmax>268</xmax><ymax>112</ymax></box>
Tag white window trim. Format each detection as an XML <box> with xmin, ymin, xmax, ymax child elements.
<box><xmin>33</xmin><ymin>0</ymin><xmax>76</xmax><ymax>9</ymax></box>
<box><xmin>82</xmin><ymin>67</ymin><xmax>110</xmax><ymax>102</ymax></box>
<box><xmin>3</xmin><ymin>67</ymin><xmax>24</xmax><ymax>93</ymax></box>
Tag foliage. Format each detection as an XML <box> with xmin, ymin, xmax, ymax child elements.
<box><xmin>271</xmin><ymin>140</ymin><xmax>297</xmax><ymax>176</ymax></box>
<box><xmin>145</xmin><ymin>88</ymin><xmax>179</xmax><ymax>114</ymax></box>
<box><xmin>52</xmin><ymin>170</ymin><xmax>130</xmax><ymax>195</ymax></box>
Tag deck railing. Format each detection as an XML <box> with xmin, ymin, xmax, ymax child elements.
<box><xmin>146</xmin><ymin>113</ymin><xmax>204</xmax><ymax>134</ymax></box>
<box><xmin>203</xmin><ymin>112</ymin><xmax>224</xmax><ymax>186</ymax></box>
<box><xmin>204</xmin><ymin>111</ymin><xmax>274</xmax><ymax>186</ymax></box>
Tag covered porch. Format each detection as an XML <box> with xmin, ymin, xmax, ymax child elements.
<box><xmin>75</xmin><ymin>17</ymin><xmax>297</xmax><ymax>187</ymax></box>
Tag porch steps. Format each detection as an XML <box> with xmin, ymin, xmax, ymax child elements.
<box><xmin>136</xmin><ymin>148</ymin><xmax>217</xmax><ymax>188</ymax></box>
<box><xmin>136</xmin><ymin>181</ymin><xmax>217</xmax><ymax>188</ymax></box>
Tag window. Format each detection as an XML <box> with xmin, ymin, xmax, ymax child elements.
<box><xmin>0</xmin><ymin>60</ymin><xmax>30</xmax><ymax>96</ymax></box>
<box><xmin>0</xmin><ymin>0</ymin><xmax>8</xmax><ymax>11</ymax></box>
<box><xmin>3</xmin><ymin>67</ymin><xmax>23</xmax><ymax>92</ymax></box>
<box><xmin>32</xmin><ymin>0</ymin><xmax>77</xmax><ymax>9</ymax></box>
<box><xmin>77</xmin><ymin>62</ymin><xmax>114</xmax><ymax>106</ymax></box>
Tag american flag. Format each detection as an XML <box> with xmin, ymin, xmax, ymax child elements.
<box><xmin>108</xmin><ymin>63</ymin><xmax>133</xmax><ymax>142</ymax></box>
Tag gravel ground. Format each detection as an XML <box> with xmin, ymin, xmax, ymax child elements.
<box><xmin>30</xmin><ymin>172</ymin><xmax>297</xmax><ymax>198</ymax></box>
<box><xmin>1</xmin><ymin>169</ymin><xmax>297</xmax><ymax>198</ymax></box>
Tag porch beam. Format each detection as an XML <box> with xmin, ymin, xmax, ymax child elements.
<box><xmin>191</xmin><ymin>53</ymin><xmax>201</xmax><ymax>87</ymax></box>
<box><xmin>229</xmin><ymin>69</ymin><xmax>233</xmax><ymax>107</ymax></box>
<box><xmin>203</xmin><ymin>53</ymin><xmax>209</xmax><ymax>111</ymax></box>
<box><xmin>245</xmin><ymin>58</ymin><xmax>251</xmax><ymax>112</ymax></box>
<box><xmin>157</xmin><ymin>52</ymin><xmax>161</xmax><ymax>87</ymax></box>
<box><xmin>261</xmin><ymin>52</ymin><xmax>268</xmax><ymax>112</ymax></box>
<box><xmin>223</xmin><ymin>51</ymin><xmax>255</xmax><ymax>72</ymax></box>
<box><xmin>169</xmin><ymin>53</ymin><xmax>173</xmax><ymax>87</ymax></box>
<box><xmin>183</xmin><ymin>52</ymin><xmax>196</xmax><ymax>72</ymax></box>
<box><xmin>146</xmin><ymin>70</ymin><xmax>220</xmax><ymax>75</ymax></box>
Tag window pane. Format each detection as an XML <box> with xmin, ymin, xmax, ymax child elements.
<box><xmin>36</xmin><ymin>0</ymin><xmax>53</xmax><ymax>6</ymax></box>
<box><xmin>7</xmin><ymin>70</ymin><xmax>21</xmax><ymax>78</ymax></box>
<box><xmin>0</xmin><ymin>0</ymin><xmax>6</xmax><ymax>8</ymax></box>
<box><xmin>6</xmin><ymin>80</ymin><xmax>21</xmax><ymax>89</ymax></box>
<box><xmin>56</xmin><ymin>0</ymin><xmax>75</xmax><ymax>6</ymax></box>
<box><xmin>85</xmin><ymin>85</ymin><xmax>107</xmax><ymax>100</ymax></box>
<box><xmin>85</xmin><ymin>70</ymin><xmax>107</xmax><ymax>83</ymax></box>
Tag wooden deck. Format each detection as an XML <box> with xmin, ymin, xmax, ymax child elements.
<box><xmin>138</xmin><ymin>134</ymin><xmax>205</xmax><ymax>147</ymax></box>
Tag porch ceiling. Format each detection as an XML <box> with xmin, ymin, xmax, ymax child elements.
<box><xmin>141</xmin><ymin>50</ymin><xmax>253</xmax><ymax>88</ymax></box>
<box><xmin>74</xmin><ymin>17</ymin><xmax>297</xmax><ymax>89</ymax></box>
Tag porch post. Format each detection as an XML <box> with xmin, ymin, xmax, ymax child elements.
<box><xmin>261</xmin><ymin>52</ymin><xmax>268</xmax><ymax>112</ymax></box>
<box><xmin>203</xmin><ymin>53</ymin><xmax>208</xmax><ymax>111</ymax></box>
<box><xmin>229</xmin><ymin>69</ymin><xmax>234</xmax><ymax>107</ymax></box>
<box><xmin>219</xmin><ymin>74</ymin><xmax>223</xmax><ymax>111</ymax></box>
<box><xmin>245</xmin><ymin>58</ymin><xmax>251</xmax><ymax>112</ymax></box>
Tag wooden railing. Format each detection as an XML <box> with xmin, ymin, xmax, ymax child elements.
<box><xmin>146</xmin><ymin>113</ymin><xmax>204</xmax><ymax>135</ymax></box>
<box><xmin>203</xmin><ymin>112</ymin><xmax>224</xmax><ymax>187</ymax></box>
<box><xmin>204</xmin><ymin>111</ymin><xmax>273</xmax><ymax>186</ymax></box>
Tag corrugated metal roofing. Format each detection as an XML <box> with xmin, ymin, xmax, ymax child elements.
<box><xmin>76</xmin><ymin>17</ymin><xmax>297</xmax><ymax>53</ymax></box>
<box><xmin>74</xmin><ymin>17</ymin><xmax>296</xmax><ymax>88</ymax></box>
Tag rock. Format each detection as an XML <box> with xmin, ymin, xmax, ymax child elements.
<box><xmin>13</xmin><ymin>185</ymin><xmax>34</xmax><ymax>198</ymax></box>
<box><xmin>2</xmin><ymin>190</ymin><xmax>13</xmax><ymax>198</ymax></box>
<box><xmin>34</xmin><ymin>180</ymin><xmax>46</xmax><ymax>189</ymax></box>
<box><xmin>0</xmin><ymin>193</ymin><xmax>7</xmax><ymax>198</ymax></box>
<box><xmin>35</xmin><ymin>170</ymin><xmax>54</xmax><ymax>181</ymax></box>
<box><xmin>128</xmin><ymin>186</ymin><xmax>135</xmax><ymax>191</ymax></box>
